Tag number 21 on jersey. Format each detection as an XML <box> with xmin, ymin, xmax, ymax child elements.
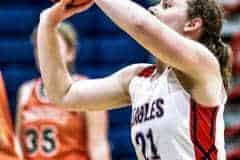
<box><xmin>135</xmin><ymin>128</ymin><xmax>161</xmax><ymax>160</ymax></box>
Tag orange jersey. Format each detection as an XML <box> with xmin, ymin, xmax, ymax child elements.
<box><xmin>19</xmin><ymin>76</ymin><xmax>89</xmax><ymax>160</ymax></box>
<box><xmin>0</xmin><ymin>72</ymin><xmax>21</xmax><ymax>160</ymax></box>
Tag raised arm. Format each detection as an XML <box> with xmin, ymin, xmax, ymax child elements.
<box><xmin>94</xmin><ymin>0</ymin><xmax>219</xmax><ymax>80</ymax></box>
<box><xmin>38</xmin><ymin>0</ymin><xmax>149</xmax><ymax>111</ymax></box>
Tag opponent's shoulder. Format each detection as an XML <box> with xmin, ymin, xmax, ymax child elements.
<box><xmin>19</xmin><ymin>79</ymin><xmax>36</xmax><ymax>93</ymax></box>
<box><xmin>17</xmin><ymin>79</ymin><xmax>36</xmax><ymax>109</ymax></box>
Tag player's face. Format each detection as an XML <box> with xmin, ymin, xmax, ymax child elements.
<box><xmin>148</xmin><ymin>0</ymin><xmax>189</xmax><ymax>34</ymax></box>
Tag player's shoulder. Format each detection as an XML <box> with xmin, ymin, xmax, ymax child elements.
<box><xmin>119</xmin><ymin>63</ymin><xmax>153</xmax><ymax>76</ymax></box>
<box><xmin>137</xmin><ymin>65</ymin><xmax>156</xmax><ymax>78</ymax></box>
<box><xmin>19</xmin><ymin>79</ymin><xmax>37</xmax><ymax>92</ymax></box>
<box><xmin>17</xmin><ymin>79</ymin><xmax>37</xmax><ymax>109</ymax></box>
<box><xmin>117</xmin><ymin>63</ymin><xmax>154</xmax><ymax>81</ymax></box>
<box><xmin>116</xmin><ymin>63</ymin><xmax>153</xmax><ymax>90</ymax></box>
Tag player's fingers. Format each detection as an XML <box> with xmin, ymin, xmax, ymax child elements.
<box><xmin>59</xmin><ymin>0</ymin><xmax>73</xmax><ymax>6</ymax></box>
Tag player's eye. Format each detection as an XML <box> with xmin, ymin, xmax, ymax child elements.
<box><xmin>162</xmin><ymin>1</ymin><xmax>172</xmax><ymax>9</ymax></box>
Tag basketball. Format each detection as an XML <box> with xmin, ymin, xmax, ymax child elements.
<box><xmin>51</xmin><ymin>0</ymin><xmax>92</xmax><ymax>7</ymax></box>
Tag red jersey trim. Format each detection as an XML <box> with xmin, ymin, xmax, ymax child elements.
<box><xmin>138</xmin><ymin>65</ymin><xmax>156</xmax><ymax>78</ymax></box>
<box><xmin>190</xmin><ymin>98</ymin><xmax>218</xmax><ymax>160</ymax></box>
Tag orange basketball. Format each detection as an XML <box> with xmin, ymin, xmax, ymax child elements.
<box><xmin>51</xmin><ymin>0</ymin><xmax>92</xmax><ymax>7</ymax></box>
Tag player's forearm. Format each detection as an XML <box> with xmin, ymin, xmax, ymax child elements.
<box><xmin>94</xmin><ymin>0</ymin><xmax>185</xmax><ymax>66</ymax></box>
<box><xmin>38</xmin><ymin>15</ymin><xmax>72</xmax><ymax>104</ymax></box>
<box><xmin>94</xmin><ymin>0</ymin><xmax>146</xmax><ymax>36</ymax></box>
<box><xmin>93</xmin><ymin>0</ymin><xmax>183</xmax><ymax>69</ymax></box>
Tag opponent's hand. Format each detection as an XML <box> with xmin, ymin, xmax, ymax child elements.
<box><xmin>40</xmin><ymin>0</ymin><xmax>94</xmax><ymax>28</ymax></box>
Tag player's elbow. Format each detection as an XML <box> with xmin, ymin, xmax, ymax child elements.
<box><xmin>47</xmin><ymin>82</ymin><xmax>74</xmax><ymax>106</ymax></box>
<box><xmin>48</xmin><ymin>95</ymin><xmax>75</xmax><ymax>110</ymax></box>
<box><xmin>47</xmin><ymin>92</ymin><xmax>87</xmax><ymax>111</ymax></box>
<box><xmin>47</xmin><ymin>89</ymin><xmax>69</xmax><ymax>107</ymax></box>
<box><xmin>48</xmin><ymin>94</ymin><xmax>65</xmax><ymax>106</ymax></box>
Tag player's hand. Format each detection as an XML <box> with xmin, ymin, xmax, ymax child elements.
<box><xmin>40</xmin><ymin>0</ymin><xmax>94</xmax><ymax>28</ymax></box>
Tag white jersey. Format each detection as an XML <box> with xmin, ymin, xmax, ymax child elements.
<box><xmin>129</xmin><ymin>65</ymin><xmax>226</xmax><ymax>160</ymax></box>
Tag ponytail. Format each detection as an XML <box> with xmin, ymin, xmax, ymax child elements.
<box><xmin>200</xmin><ymin>35</ymin><xmax>232</xmax><ymax>91</ymax></box>
<box><xmin>187</xmin><ymin>0</ymin><xmax>232</xmax><ymax>91</ymax></box>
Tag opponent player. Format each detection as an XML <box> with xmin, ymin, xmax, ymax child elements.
<box><xmin>37</xmin><ymin>0</ymin><xmax>232</xmax><ymax>159</ymax></box>
<box><xmin>0</xmin><ymin>72</ymin><xmax>22</xmax><ymax>160</ymax></box>
<box><xmin>16</xmin><ymin>22</ymin><xmax>111</xmax><ymax>160</ymax></box>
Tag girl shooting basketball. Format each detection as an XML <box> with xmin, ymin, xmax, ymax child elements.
<box><xmin>37</xmin><ymin>0</ymin><xmax>231</xmax><ymax>159</ymax></box>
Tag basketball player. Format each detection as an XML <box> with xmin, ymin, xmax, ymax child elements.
<box><xmin>16</xmin><ymin>22</ymin><xmax>111</xmax><ymax>160</ymax></box>
<box><xmin>37</xmin><ymin>0</ymin><xmax>232</xmax><ymax>159</ymax></box>
<box><xmin>0</xmin><ymin>73</ymin><xmax>22</xmax><ymax>160</ymax></box>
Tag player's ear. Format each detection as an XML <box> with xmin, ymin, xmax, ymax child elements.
<box><xmin>184</xmin><ymin>17</ymin><xmax>203</xmax><ymax>33</ymax></box>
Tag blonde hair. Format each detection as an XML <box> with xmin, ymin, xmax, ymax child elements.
<box><xmin>57</xmin><ymin>22</ymin><xmax>78</xmax><ymax>48</ymax></box>
<box><xmin>31</xmin><ymin>22</ymin><xmax>78</xmax><ymax>48</ymax></box>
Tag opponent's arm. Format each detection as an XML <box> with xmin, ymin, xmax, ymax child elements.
<box><xmin>86</xmin><ymin>111</ymin><xmax>111</xmax><ymax>160</ymax></box>
<box><xmin>38</xmin><ymin>0</ymin><xmax>149</xmax><ymax>111</ymax></box>
<box><xmin>94</xmin><ymin>0</ymin><xmax>220</xmax><ymax>80</ymax></box>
